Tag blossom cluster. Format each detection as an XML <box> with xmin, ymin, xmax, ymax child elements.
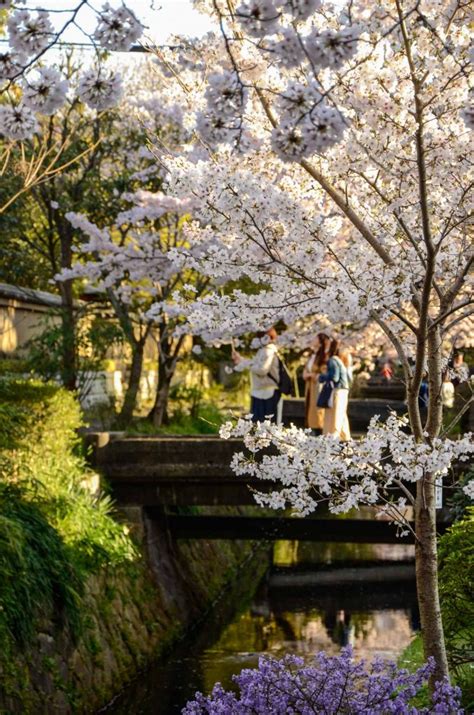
<box><xmin>184</xmin><ymin>647</ymin><xmax>463</xmax><ymax>713</ymax></box>
<box><xmin>219</xmin><ymin>413</ymin><xmax>474</xmax><ymax>516</ymax></box>
<box><xmin>147</xmin><ymin>0</ymin><xmax>474</xmax><ymax>366</ymax></box>
<box><xmin>194</xmin><ymin>0</ymin><xmax>363</xmax><ymax>158</ymax></box>
<box><xmin>58</xmin><ymin>187</ymin><xmax>206</xmax><ymax>332</ymax></box>
<box><xmin>0</xmin><ymin>2</ymin><xmax>144</xmax><ymax>140</ymax></box>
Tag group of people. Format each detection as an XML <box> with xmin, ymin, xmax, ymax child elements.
<box><xmin>303</xmin><ymin>333</ymin><xmax>352</xmax><ymax>440</ymax></box>
<box><xmin>232</xmin><ymin>328</ymin><xmax>469</xmax><ymax>439</ymax></box>
<box><xmin>232</xmin><ymin>328</ymin><xmax>353</xmax><ymax>441</ymax></box>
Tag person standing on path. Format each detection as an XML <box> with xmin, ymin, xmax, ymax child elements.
<box><xmin>232</xmin><ymin>327</ymin><xmax>282</xmax><ymax>423</ymax></box>
<box><xmin>319</xmin><ymin>340</ymin><xmax>352</xmax><ymax>441</ymax></box>
<box><xmin>303</xmin><ymin>332</ymin><xmax>330</xmax><ymax>434</ymax></box>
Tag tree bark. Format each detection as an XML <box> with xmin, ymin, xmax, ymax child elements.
<box><xmin>411</xmin><ymin>326</ymin><xmax>449</xmax><ymax>685</ymax></box>
<box><xmin>148</xmin><ymin>326</ymin><xmax>183</xmax><ymax>428</ymax></box>
<box><xmin>57</xmin><ymin>220</ymin><xmax>77</xmax><ymax>390</ymax></box>
<box><xmin>151</xmin><ymin>367</ymin><xmax>172</xmax><ymax>428</ymax></box>
<box><xmin>415</xmin><ymin>476</ymin><xmax>449</xmax><ymax>685</ymax></box>
<box><xmin>116</xmin><ymin>340</ymin><xmax>145</xmax><ymax>428</ymax></box>
<box><xmin>57</xmin><ymin>280</ymin><xmax>77</xmax><ymax>390</ymax></box>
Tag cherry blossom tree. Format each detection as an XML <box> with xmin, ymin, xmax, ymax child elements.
<box><xmin>140</xmin><ymin>0</ymin><xmax>473</xmax><ymax>684</ymax></box>
<box><xmin>0</xmin><ymin>2</ymin><xmax>145</xmax><ymax>211</ymax></box>
<box><xmin>60</xmin><ymin>188</ymin><xmax>216</xmax><ymax>427</ymax></box>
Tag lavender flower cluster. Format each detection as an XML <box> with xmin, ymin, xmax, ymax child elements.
<box><xmin>183</xmin><ymin>648</ymin><xmax>463</xmax><ymax>714</ymax></box>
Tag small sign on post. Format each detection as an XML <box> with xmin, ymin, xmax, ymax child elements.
<box><xmin>435</xmin><ymin>477</ymin><xmax>443</xmax><ymax>509</ymax></box>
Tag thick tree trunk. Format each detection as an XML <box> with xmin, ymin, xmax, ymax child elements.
<box><xmin>116</xmin><ymin>340</ymin><xmax>145</xmax><ymax>428</ymax></box>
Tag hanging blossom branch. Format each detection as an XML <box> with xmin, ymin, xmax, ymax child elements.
<box><xmin>0</xmin><ymin>1</ymin><xmax>145</xmax><ymax>140</ymax></box>
<box><xmin>219</xmin><ymin>413</ymin><xmax>474</xmax><ymax>518</ymax></box>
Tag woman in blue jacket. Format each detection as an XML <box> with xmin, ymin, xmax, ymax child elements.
<box><xmin>319</xmin><ymin>340</ymin><xmax>352</xmax><ymax>441</ymax></box>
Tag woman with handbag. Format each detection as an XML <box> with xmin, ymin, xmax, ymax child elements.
<box><xmin>318</xmin><ymin>340</ymin><xmax>352</xmax><ymax>441</ymax></box>
<box><xmin>303</xmin><ymin>332</ymin><xmax>330</xmax><ymax>434</ymax></box>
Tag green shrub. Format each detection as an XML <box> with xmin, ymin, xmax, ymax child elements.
<box><xmin>438</xmin><ymin>507</ymin><xmax>474</xmax><ymax>709</ymax></box>
<box><xmin>0</xmin><ymin>482</ymin><xmax>82</xmax><ymax>647</ymax></box>
<box><xmin>0</xmin><ymin>358</ymin><xmax>30</xmax><ymax>376</ymax></box>
<box><xmin>0</xmin><ymin>379</ymin><xmax>139</xmax><ymax>649</ymax></box>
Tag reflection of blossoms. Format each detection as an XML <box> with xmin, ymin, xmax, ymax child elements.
<box><xmin>78</xmin><ymin>68</ymin><xmax>123</xmax><ymax>110</ymax></box>
<box><xmin>305</xmin><ymin>26</ymin><xmax>360</xmax><ymax>69</ymax></box>
<box><xmin>93</xmin><ymin>3</ymin><xmax>143</xmax><ymax>51</ymax></box>
<box><xmin>0</xmin><ymin>50</ymin><xmax>25</xmax><ymax>80</ymax></box>
<box><xmin>235</xmin><ymin>0</ymin><xmax>280</xmax><ymax>37</ymax></box>
<box><xmin>23</xmin><ymin>67</ymin><xmax>69</xmax><ymax>115</ymax></box>
<box><xmin>8</xmin><ymin>10</ymin><xmax>53</xmax><ymax>57</ymax></box>
<box><xmin>0</xmin><ymin>104</ymin><xmax>38</xmax><ymax>140</ymax></box>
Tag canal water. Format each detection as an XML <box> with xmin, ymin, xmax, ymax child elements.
<box><xmin>106</xmin><ymin>541</ymin><xmax>418</xmax><ymax>714</ymax></box>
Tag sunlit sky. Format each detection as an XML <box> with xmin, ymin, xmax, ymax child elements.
<box><xmin>0</xmin><ymin>2</ymin><xmax>214</xmax><ymax>73</ymax></box>
<box><xmin>14</xmin><ymin>1</ymin><xmax>214</xmax><ymax>44</ymax></box>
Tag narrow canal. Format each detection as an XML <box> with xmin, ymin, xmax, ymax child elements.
<box><xmin>106</xmin><ymin>541</ymin><xmax>418</xmax><ymax>714</ymax></box>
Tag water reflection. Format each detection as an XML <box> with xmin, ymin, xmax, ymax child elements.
<box><xmin>105</xmin><ymin>541</ymin><xmax>418</xmax><ymax>715</ymax></box>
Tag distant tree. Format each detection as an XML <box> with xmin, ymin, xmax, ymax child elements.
<box><xmin>0</xmin><ymin>55</ymin><xmax>165</xmax><ymax>398</ymax></box>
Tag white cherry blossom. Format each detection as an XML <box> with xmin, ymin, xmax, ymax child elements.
<box><xmin>280</xmin><ymin>0</ymin><xmax>321</xmax><ymax>22</ymax></box>
<box><xmin>77</xmin><ymin>68</ymin><xmax>123</xmax><ymax>111</ymax></box>
<box><xmin>0</xmin><ymin>103</ymin><xmax>38</xmax><ymax>140</ymax></box>
<box><xmin>0</xmin><ymin>50</ymin><xmax>25</xmax><ymax>81</ymax></box>
<box><xmin>304</xmin><ymin>26</ymin><xmax>360</xmax><ymax>69</ymax></box>
<box><xmin>22</xmin><ymin>67</ymin><xmax>68</xmax><ymax>115</ymax></box>
<box><xmin>93</xmin><ymin>3</ymin><xmax>144</xmax><ymax>51</ymax></box>
<box><xmin>235</xmin><ymin>0</ymin><xmax>281</xmax><ymax>37</ymax></box>
<box><xmin>8</xmin><ymin>9</ymin><xmax>53</xmax><ymax>57</ymax></box>
<box><xmin>220</xmin><ymin>415</ymin><xmax>474</xmax><ymax>516</ymax></box>
<box><xmin>267</xmin><ymin>28</ymin><xmax>305</xmax><ymax>68</ymax></box>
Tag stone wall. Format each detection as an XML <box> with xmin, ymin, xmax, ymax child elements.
<box><xmin>0</xmin><ymin>510</ymin><xmax>267</xmax><ymax>714</ymax></box>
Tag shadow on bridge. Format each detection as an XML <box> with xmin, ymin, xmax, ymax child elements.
<box><xmin>86</xmin><ymin>433</ymin><xmax>451</xmax><ymax>546</ymax></box>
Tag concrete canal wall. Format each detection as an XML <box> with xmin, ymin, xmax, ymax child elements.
<box><xmin>0</xmin><ymin>509</ymin><xmax>266</xmax><ymax>714</ymax></box>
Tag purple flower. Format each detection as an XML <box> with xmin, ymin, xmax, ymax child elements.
<box><xmin>183</xmin><ymin>647</ymin><xmax>463</xmax><ymax>714</ymax></box>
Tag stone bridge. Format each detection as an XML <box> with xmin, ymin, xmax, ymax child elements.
<box><xmin>86</xmin><ymin>431</ymin><xmax>450</xmax><ymax>545</ymax></box>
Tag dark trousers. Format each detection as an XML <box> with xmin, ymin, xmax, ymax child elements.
<box><xmin>251</xmin><ymin>390</ymin><xmax>281</xmax><ymax>423</ymax></box>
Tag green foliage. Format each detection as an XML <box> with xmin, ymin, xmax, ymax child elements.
<box><xmin>399</xmin><ymin>512</ymin><xmax>474</xmax><ymax>710</ymax></box>
<box><xmin>0</xmin><ymin>482</ymin><xmax>82</xmax><ymax>647</ymax></box>
<box><xmin>24</xmin><ymin>312</ymin><xmax>124</xmax><ymax>389</ymax></box>
<box><xmin>0</xmin><ymin>358</ymin><xmax>30</xmax><ymax>376</ymax></box>
<box><xmin>398</xmin><ymin>636</ymin><xmax>429</xmax><ymax>709</ymax></box>
<box><xmin>448</xmin><ymin>469</ymin><xmax>474</xmax><ymax>522</ymax></box>
<box><xmin>438</xmin><ymin>508</ymin><xmax>474</xmax><ymax>708</ymax></box>
<box><xmin>129</xmin><ymin>382</ymin><xmax>229</xmax><ymax>435</ymax></box>
<box><xmin>0</xmin><ymin>379</ymin><xmax>139</xmax><ymax>650</ymax></box>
